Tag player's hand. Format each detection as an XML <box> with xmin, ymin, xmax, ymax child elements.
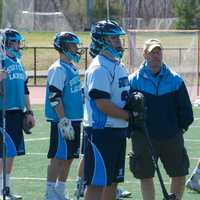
<box><xmin>22</xmin><ymin>110</ymin><xmax>35</xmax><ymax>134</ymax></box>
<box><xmin>58</xmin><ymin>117</ymin><xmax>75</xmax><ymax>140</ymax></box>
<box><xmin>0</xmin><ymin>70</ymin><xmax>7</xmax><ymax>81</ymax></box>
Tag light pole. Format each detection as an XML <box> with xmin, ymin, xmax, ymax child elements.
<box><xmin>106</xmin><ymin>0</ymin><xmax>110</xmax><ymax>20</ymax></box>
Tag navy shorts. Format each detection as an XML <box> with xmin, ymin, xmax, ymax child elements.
<box><xmin>84</xmin><ymin>127</ymin><xmax>127</xmax><ymax>186</ymax></box>
<box><xmin>47</xmin><ymin>121</ymin><xmax>81</xmax><ymax>160</ymax></box>
<box><xmin>129</xmin><ymin>131</ymin><xmax>189</xmax><ymax>179</ymax></box>
<box><xmin>0</xmin><ymin>110</ymin><xmax>25</xmax><ymax>157</ymax></box>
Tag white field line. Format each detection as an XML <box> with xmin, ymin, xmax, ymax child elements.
<box><xmin>26</xmin><ymin>152</ymin><xmax>46</xmax><ymax>156</ymax></box>
<box><xmin>185</xmin><ymin>139</ymin><xmax>200</xmax><ymax>142</ymax></box>
<box><xmin>25</xmin><ymin>137</ymin><xmax>49</xmax><ymax>142</ymax></box>
<box><xmin>25</xmin><ymin>152</ymin><xmax>199</xmax><ymax>161</ymax></box>
<box><xmin>25</xmin><ymin>136</ymin><xmax>200</xmax><ymax>143</ymax></box>
<box><xmin>191</xmin><ymin>125</ymin><xmax>200</xmax><ymax>128</ymax></box>
<box><xmin>10</xmin><ymin>176</ymin><xmax>171</xmax><ymax>185</ymax></box>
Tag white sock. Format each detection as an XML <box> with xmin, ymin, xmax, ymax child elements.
<box><xmin>195</xmin><ymin>167</ymin><xmax>200</xmax><ymax>175</ymax></box>
<box><xmin>45</xmin><ymin>181</ymin><xmax>56</xmax><ymax>193</ymax></box>
<box><xmin>76</xmin><ymin>176</ymin><xmax>82</xmax><ymax>183</ymax></box>
<box><xmin>55</xmin><ymin>181</ymin><xmax>66</xmax><ymax>197</ymax></box>
<box><xmin>0</xmin><ymin>173</ymin><xmax>10</xmax><ymax>194</ymax></box>
<box><xmin>0</xmin><ymin>173</ymin><xmax>2</xmax><ymax>193</ymax></box>
<box><xmin>6</xmin><ymin>174</ymin><xmax>10</xmax><ymax>188</ymax></box>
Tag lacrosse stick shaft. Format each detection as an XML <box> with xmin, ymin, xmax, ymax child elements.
<box><xmin>2</xmin><ymin>108</ymin><xmax>6</xmax><ymax>200</ymax></box>
<box><xmin>0</xmin><ymin>31</ymin><xmax>7</xmax><ymax>200</ymax></box>
<box><xmin>143</xmin><ymin>125</ymin><xmax>172</xmax><ymax>199</ymax></box>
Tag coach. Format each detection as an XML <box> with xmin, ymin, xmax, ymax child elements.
<box><xmin>129</xmin><ymin>38</ymin><xmax>193</xmax><ymax>200</ymax></box>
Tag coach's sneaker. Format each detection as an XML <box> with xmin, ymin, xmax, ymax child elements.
<box><xmin>116</xmin><ymin>188</ymin><xmax>131</xmax><ymax>199</ymax></box>
<box><xmin>74</xmin><ymin>177</ymin><xmax>85</xmax><ymax>198</ymax></box>
<box><xmin>186</xmin><ymin>173</ymin><xmax>200</xmax><ymax>192</ymax></box>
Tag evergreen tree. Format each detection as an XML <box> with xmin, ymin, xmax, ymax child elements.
<box><xmin>173</xmin><ymin>0</ymin><xmax>200</xmax><ymax>29</ymax></box>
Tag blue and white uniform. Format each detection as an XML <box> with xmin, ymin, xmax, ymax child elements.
<box><xmin>45</xmin><ymin>59</ymin><xmax>83</xmax><ymax>160</ymax></box>
<box><xmin>83</xmin><ymin>55</ymin><xmax>129</xmax><ymax>128</ymax></box>
<box><xmin>0</xmin><ymin>56</ymin><xmax>27</xmax><ymax>157</ymax></box>
<box><xmin>83</xmin><ymin>55</ymin><xmax>130</xmax><ymax>186</ymax></box>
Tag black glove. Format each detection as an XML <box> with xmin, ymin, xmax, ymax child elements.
<box><xmin>125</xmin><ymin>92</ymin><xmax>146</xmax><ymax>136</ymax></box>
<box><xmin>124</xmin><ymin>91</ymin><xmax>145</xmax><ymax>113</ymax></box>
<box><xmin>22</xmin><ymin>110</ymin><xmax>34</xmax><ymax>134</ymax></box>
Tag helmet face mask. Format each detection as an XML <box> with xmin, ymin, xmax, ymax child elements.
<box><xmin>89</xmin><ymin>20</ymin><xmax>126</xmax><ymax>58</ymax></box>
<box><xmin>54</xmin><ymin>32</ymin><xmax>83</xmax><ymax>63</ymax></box>
<box><xmin>4</xmin><ymin>28</ymin><xmax>24</xmax><ymax>59</ymax></box>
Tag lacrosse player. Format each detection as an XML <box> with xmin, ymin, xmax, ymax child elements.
<box><xmin>83</xmin><ymin>20</ymin><xmax>130</xmax><ymax>200</ymax></box>
<box><xmin>0</xmin><ymin>28</ymin><xmax>35</xmax><ymax>199</ymax></box>
<box><xmin>129</xmin><ymin>39</ymin><xmax>194</xmax><ymax>200</ymax></box>
<box><xmin>44</xmin><ymin>32</ymin><xmax>84</xmax><ymax>200</ymax></box>
<box><xmin>186</xmin><ymin>159</ymin><xmax>200</xmax><ymax>192</ymax></box>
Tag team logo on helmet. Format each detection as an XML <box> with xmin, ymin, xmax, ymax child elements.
<box><xmin>54</xmin><ymin>32</ymin><xmax>83</xmax><ymax>63</ymax></box>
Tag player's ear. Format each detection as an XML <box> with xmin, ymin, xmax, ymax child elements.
<box><xmin>143</xmin><ymin>51</ymin><xmax>148</xmax><ymax>59</ymax></box>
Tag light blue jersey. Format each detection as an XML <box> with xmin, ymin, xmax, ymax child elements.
<box><xmin>45</xmin><ymin>59</ymin><xmax>83</xmax><ymax>122</ymax></box>
<box><xmin>0</xmin><ymin>57</ymin><xmax>27</xmax><ymax>110</ymax></box>
<box><xmin>83</xmin><ymin>55</ymin><xmax>130</xmax><ymax>128</ymax></box>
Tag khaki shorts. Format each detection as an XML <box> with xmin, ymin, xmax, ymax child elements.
<box><xmin>129</xmin><ymin>131</ymin><xmax>189</xmax><ymax>179</ymax></box>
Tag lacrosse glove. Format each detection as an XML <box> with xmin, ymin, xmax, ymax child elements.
<box><xmin>23</xmin><ymin>110</ymin><xmax>34</xmax><ymax>134</ymax></box>
<box><xmin>124</xmin><ymin>91</ymin><xmax>146</xmax><ymax>136</ymax></box>
<box><xmin>58</xmin><ymin>117</ymin><xmax>75</xmax><ymax>140</ymax></box>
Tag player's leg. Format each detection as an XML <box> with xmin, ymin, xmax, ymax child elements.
<box><xmin>0</xmin><ymin>111</ymin><xmax>24</xmax><ymax>199</ymax></box>
<box><xmin>186</xmin><ymin>160</ymin><xmax>200</xmax><ymax>192</ymax></box>
<box><xmin>84</xmin><ymin>185</ymin><xmax>103</xmax><ymax>200</ymax></box>
<box><xmin>55</xmin><ymin>159</ymin><xmax>73</xmax><ymax>200</ymax></box>
<box><xmin>0</xmin><ymin>157</ymin><xmax>14</xmax><ymax>196</ymax></box>
<box><xmin>74</xmin><ymin>157</ymin><xmax>85</xmax><ymax>197</ymax></box>
<box><xmin>75</xmin><ymin>126</ymin><xmax>86</xmax><ymax>198</ymax></box>
<box><xmin>102</xmin><ymin>182</ymin><xmax>118</xmax><ymax>200</ymax></box>
<box><xmin>55</xmin><ymin>122</ymin><xmax>81</xmax><ymax>200</ymax></box>
<box><xmin>84</xmin><ymin>127</ymin><xmax>110</xmax><ymax>200</ymax></box>
<box><xmin>44</xmin><ymin>122</ymin><xmax>64</xmax><ymax>200</ymax></box>
<box><xmin>44</xmin><ymin>158</ymin><xmax>63</xmax><ymax>200</ymax></box>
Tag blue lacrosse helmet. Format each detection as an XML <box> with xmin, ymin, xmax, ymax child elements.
<box><xmin>4</xmin><ymin>28</ymin><xmax>24</xmax><ymax>59</ymax></box>
<box><xmin>90</xmin><ymin>20</ymin><xmax>126</xmax><ymax>58</ymax></box>
<box><xmin>54</xmin><ymin>32</ymin><xmax>82</xmax><ymax>63</ymax></box>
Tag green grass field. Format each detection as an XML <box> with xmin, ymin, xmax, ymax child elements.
<box><xmin>8</xmin><ymin>106</ymin><xmax>200</xmax><ymax>200</ymax></box>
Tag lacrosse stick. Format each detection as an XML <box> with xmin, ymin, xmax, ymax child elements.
<box><xmin>143</xmin><ymin>125</ymin><xmax>177</xmax><ymax>200</ymax></box>
<box><xmin>0</xmin><ymin>30</ymin><xmax>7</xmax><ymax>200</ymax></box>
<box><xmin>125</xmin><ymin>91</ymin><xmax>177</xmax><ymax>200</ymax></box>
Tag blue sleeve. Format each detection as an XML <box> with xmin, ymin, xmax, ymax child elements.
<box><xmin>176</xmin><ymin>82</ymin><xmax>194</xmax><ymax>130</ymax></box>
